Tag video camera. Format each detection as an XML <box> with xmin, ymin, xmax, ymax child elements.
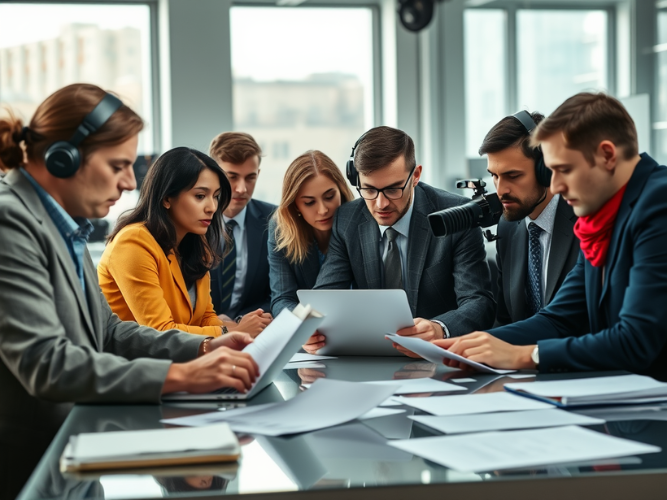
<box><xmin>427</xmin><ymin>179</ymin><xmax>503</xmax><ymax>240</ymax></box>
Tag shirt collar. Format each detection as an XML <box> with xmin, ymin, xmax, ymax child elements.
<box><xmin>223</xmin><ymin>205</ymin><xmax>248</xmax><ymax>231</ymax></box>
<box><xmin>525</xmin><ymin>193</ymin><xmax>559</xmax><ymax>235</ymax></box>
<box><xmin>20</xmin><ymin>168</ymin><xmax>94</xmax><ymax>241</ymax></box>
<box><xmin>378</xmin><ymin>193</ymin><xmax>415</xmax><ymax>239</ymax></box>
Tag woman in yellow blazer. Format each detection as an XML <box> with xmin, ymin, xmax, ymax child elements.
<box><xmin>99</xmin><ymin>147</ymin><xmax>235</xmax><ymax>336</ymax></box>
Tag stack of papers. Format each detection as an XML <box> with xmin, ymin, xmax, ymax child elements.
<box><xmin>162</xmin><ymin>379</ymin><xmax>400</xmax><ymax>436</ymax></box>
<box><xmin>411</xmin><ymin>409</ymin><xmax>604</xmax><ymax>434</ymax></box>
<box><xmin>60</xmin><ymin>424</ymin><xmax>239</xmax><ymax>472</ymax></box>
<box><xmin>389</xmin><ymin>425</ymin><xmax>661</xmax><ymax>473</ymax></box>
<box><xmin>394</xmin><ymin>391</ymin><xmax>554</xmax><ymax>416</ymax></box>
<box><xmin>505</xmin><ymin>374</ymin><xmax>667</xmax><ymax>407</ymax></box>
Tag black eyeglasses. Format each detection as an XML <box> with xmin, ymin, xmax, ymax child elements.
<box><xmin>356</xmin><ymin>165</ymin><xmax>417</xmax><ymax>200</ymax></box>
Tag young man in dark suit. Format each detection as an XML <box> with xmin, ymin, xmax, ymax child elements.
<box><xmin>480</xmin><ymin>111</ymin><xmax>580</xmax><ymax>326</ymax></box>
<box><xmin>310</xmin><ymin>126</ymin><xmax>495</xmax><ymax>355</ymax></box>
<box><xmin>209</xmin><ymin>132</ymin><xmax>275</xmax><ymax>336</ymax></box>
<box><xmin>437</xmin><ymin>92</ymin><xmax>667</xmax><ymax>378</ymax></box>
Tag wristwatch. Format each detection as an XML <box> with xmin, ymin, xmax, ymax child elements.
<box><xmin>431</xmin><ymin>320</ymin><xmax>449</xmax><ymax>339</ymax></box>
<box><xmin>221</xmin><ymin>325</ymin><xmax>229</xmax><ymax>335</ymax></box>
<box><xmin>531</xmin><ymin>345</ymin><xmax>540</xmax><ymax>368</ymax></box>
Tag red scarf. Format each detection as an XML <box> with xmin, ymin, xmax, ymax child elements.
<box><xmin>573</xmin><ymin>184</ymin><xmax>628</xmax><ymax>267</ymax></box>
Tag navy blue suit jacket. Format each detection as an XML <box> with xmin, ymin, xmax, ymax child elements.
<box><xmin>211</xmin><ymin>199</ymin><xmax>276</xmax><ymax>317</ymax></box>
<box><xmin>491</xmin><ymin>154</ymin><xmax>667</xmax><ymax>378</ymax></box>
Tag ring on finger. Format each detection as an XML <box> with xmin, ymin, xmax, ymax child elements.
<box><xmin>232</xmin><ymin>365</ymin><xmax>236</xmax><ymax>373</ymax></box>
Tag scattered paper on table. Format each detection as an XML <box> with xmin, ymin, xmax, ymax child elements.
<box><xmin>358</xmin><ymin>408</ymin><xmax>405</xmax><ymax>420</ymax></box>
<box><xmin>452</xmin><ymin>378</ymin><xmax>477</xmax><ymax>383</ymax></box>
<box><xmin>379</xmin><ymin>397</ymin><xmax>403</xmax><ymax>407</ymax></box>
<box><xmin>507</xmin><ymin>374</ymin><xmax>537</xmax><ymax>379</ymax></box>
<box><xmin>411</xmin><ymin>409</ymin><xmax>604</xmax><ymax>434</ymax></box>
<box><xmin>163</xmin><ymin>379</ymin><xmax>399</xmax><ymax>436</ymax></box>
<box><xmin>385</xmin><ymin>334</ymin><xmax>515</xmax><ymax>374</ymax></box>
<box><xmin>394</xmin><ymin>391</ymin><xmax>554</xmax><ymax>416</ymax></box>
<box><xmin>366</xmin><ymin>378</ymin><xmax>466</xmax><ymax>395</ymax></box>
<box><xmin>289</xmin><ymin>353</ymin><xmax>337</xmax><ymax>363</ymax></box>
<box><xmin>388</xmin><ymin>425</ymin><xmax>660</xmax><ymax>473</ymax></box>
<box><xmin>283</xmin><ymin>361</ymin><xmax>325</xmax><ymax>370</ymax></box>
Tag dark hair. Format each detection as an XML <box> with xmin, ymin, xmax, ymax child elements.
<box><xmin>355</xmin><ymin>126</ymin><xmax>415</xmax><ymax>175</ymax></box>
<box><xmin>0</xmin><ymin>83</ymin><xmax>143</xmax><ymax>170</ymax></box>
<box><xmin>209</xmin><ymin>131</ymin><xmax>263</xmax><ymax>166</ymax></box>
<box><xmin>155</xmin><ymin>476</ymin><xmax>228</xmax><ymax>493</ymax></box>
<box><xmin>479</xmin><ymin>111</ymin><xmax>545</xmax><ymax>165</ymax></box>
<box><xmin>109</xmin><ymin>147</ymin><xmax>231</xmax><ymax>288</ymax></box>
<box><xmin>532</xmin><ymin>92</ymin><xmax>639</xmax><ymax>164</ymax></box>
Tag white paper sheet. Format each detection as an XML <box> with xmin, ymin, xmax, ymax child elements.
<box><xmin>389</xmin><ymin>425</ymin><xmax>661</xmax><ymax>473</ymax></box>
<box><xmin>283</xmin><ymin>361</ymin><xmax>325</xmax><ymax>370</ymax></box>
<box><xmin>366</xmin><ymin>378</ymin><xmax>466</xmax><ymax>395</ymax></box>
<box><xmin>243</xmin><ymin>310</ymin><xmax>302</xmax><ymax>373</ymax></box>
<box><xmin>289</xmin><ymin>353</ymin><xmax>337</xmax><ymax>363</ymax></box>
<box><xmin>452</xmin><ymin>378</ymin><xmax>477</xmax><ymax>383</ymax></box>
<box><xmin>163</xmin><ymin>379</ymin><xmax>399</xmax><ymax>436</ymax></box>
<box><xmin>394</xmin><ymin>391</ymin><xmax>555</xmax><ymax>416</ymax></box>
<box><xmin>385</xmin><ymin>334</ymin><xmax>515</xmax><ymax>374</ymax></box>
<box><xmin>507</xmin><ymin>374</ymin><xmax>536</xmax><ymax>379</ymax></box>
<box><xmin>379</xmin><ymin>397</ymin><xmax>403</xmax><ymax>407</ymax></box>
<box><xmin>411</xmin><ymin>409</ymin><xmax>605</xmax><ymax>434</ymax></box>
<box><xmin>358</xmin><ymin>408</ymin><xmax>405</xmax><ymax>420</ymax></box>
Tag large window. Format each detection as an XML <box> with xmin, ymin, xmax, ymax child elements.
<box><xmin>464</xmin><ymin>7</ymin><xmax>609</xmax><ymax>161</ymax></box>
<box><xmin>464</xmin><ymin>9</ymin><xmax>507</xmax><ymax>158</ymax></box>
<box><xmin>230</xmin><ymin>6</ymin><xmax>375</xmax><ymax>204</ymax></box>
<box><xmin>655</xmin><ymin>7</ymin><xmax>667</xmax><ymax>164</ymax></box>
<box><xmin>517</xmin><ymin>10</ymin><xmax>608</xmax><ymax>116</ymax></box>
<box><xmin>0</xmin><ymin>3</ymin><xmax>154</xmax><ymax>154</ymax></box>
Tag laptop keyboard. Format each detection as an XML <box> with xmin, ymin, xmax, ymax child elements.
<box><xmin>213</xmin><ymin>386</ymin><xmax>240</xmax><ymax>395</ymax></box>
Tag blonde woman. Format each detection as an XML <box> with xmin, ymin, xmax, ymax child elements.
<box><xmin>268</xmin><ymin>150</ymin><xmax>353</xmax><ymax>321</ymax></box>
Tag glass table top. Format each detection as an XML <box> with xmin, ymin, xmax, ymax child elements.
<box><xmin>17</xmin><ymin>357</ymin><xmax>667</xmax><ymax>500</ymax></box>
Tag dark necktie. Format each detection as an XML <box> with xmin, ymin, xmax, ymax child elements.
<box><xmin>384</xmin><ymin>227</ymin><xmax>403</xmax><ymax>289</ymax></box>
<box><xmin>527</xmin><ymin>222</ymin><xmax>544</xmax><ymax>315</ymax></box>
<box><xmin>219</xmin><ymin>219</ymin><xmax>238</xmax><ymax>314</ymax></box>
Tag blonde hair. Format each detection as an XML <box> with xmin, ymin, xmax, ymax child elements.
<box><xmin>274</xmin><ymin>150</ymin><xmax>354</xmax><ymax>264</ymax></box>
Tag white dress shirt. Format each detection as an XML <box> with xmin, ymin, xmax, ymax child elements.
<box><xmin>223</xmin><ymin>206</ymin><xmax>248</xmax><ymax>314</ymax></box>
<box><xmin>524</xmin><ymin>194</ymin><xmax>559</xmax><ymax>303</ymax></box>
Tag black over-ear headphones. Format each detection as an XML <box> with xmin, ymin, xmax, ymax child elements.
<box><xmin>45</xmin><ymin>93</ymin><xmax>123</xmax><ymax>178</ymax></box>
<box><xmin>345</xmin><ymin>132</ymin><xmax>367</xmax><ymax>187</ymax></box>
<box><xmin>511</xmin><ymin>110</ymin><xmax>551</xmax><ymax>188</ymax></box>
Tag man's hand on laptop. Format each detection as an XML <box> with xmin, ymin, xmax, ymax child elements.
<box><xmin>303</xmin><ymin>331</ymin><xmax>326</xmax><ymax>354</ymax></box>
<box><xmin>392</xmin><ymin>318</ymin><xmax>444</xmax><ymax>358</ymax></box>
<box><xmin>162</xmin><ymin>347</ymin><xmax>260</xmax><ymax>395</ymax></box>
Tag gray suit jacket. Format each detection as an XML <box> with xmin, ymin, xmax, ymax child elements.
<box><xmin>267</xmin><ymin>218</ymin><xmax>322</xmax><ymax>317</ymax></box>
<box><xmin>314</xmin><ymin>182</ymin><xmax>495</xmax><ymax>336</ymax></box>
<box><xmin>495</xmin><ymin>196</ymin><xmax>581</xmax><ymax>326</ymax></box>
<box><xmin>0</xmin><ymin>169</ymin><xmax>203</xmax><ymax>468</ymax></box>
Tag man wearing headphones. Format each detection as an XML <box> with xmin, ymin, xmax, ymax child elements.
<box><xmin>310</xmin><ymin>125</ymin><xmax>495</xmax><ymax>355</ymax></box>
<box><xmin>481</xmin><ymin>111</ymin><xmax>580</xmax><ymax>326</ymax></box>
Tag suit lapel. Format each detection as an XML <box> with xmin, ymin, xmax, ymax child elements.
<box><xmin>406</xmin><ymin>187</ymin><xmax>432</xmax><ymax>313</ymax></box>
<box><xmin>599</xmin><ymin>157</ymin><xmax>654</xmax><ymax>305</ymax></box>
<box><xmin>359</xmin><ymin>210</ymin><xmax>382</xmax><ymax>289</ymax></box>
<box><xmin>509</xmin><ymin>221</ymin><xmax>528</xmax><ymax>320</ymax></box>
<box><xmin>303</xmin><ymin>244</ymin><xmax>322</xmax><ymax>288</ymax></box>
<box><xmin>83</xmin><ymin>252</ymin><xmax>102</xmax><ymax>349</ymax></box>
<box><xmin>545</xmin><ymin>197</ymin><xmax>576</xmax><ymax>303</ymax></box>
<box><xmin>168</xmin><ymin>253</ymin><xmax>192</xmax><ymax>319</ymax></box>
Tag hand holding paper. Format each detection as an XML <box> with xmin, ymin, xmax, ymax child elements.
<box><xmin>385</xmin><ymin>333</ymin><xmax>515</xmax><ymax>374</ymax></box>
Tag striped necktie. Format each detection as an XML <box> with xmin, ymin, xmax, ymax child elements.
<box><xmin>218</xmin><ymin>219</ymin><xmax>238</xmax><ymax>314</ymax></box>
<box><xmin>526</xmin><ymin>222</ymin><xmax>544</xmax><ymax>315</ymax></box>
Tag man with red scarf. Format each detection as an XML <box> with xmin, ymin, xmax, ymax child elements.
<box><xmin>433</xmin><ymin>92</ymin><xmax>667</xmax><ymax>377</ymax></box>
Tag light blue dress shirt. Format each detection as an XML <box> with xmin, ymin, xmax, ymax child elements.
<box><xmin>20</xmin><ymin>169</ymin><xmax>94</xmax><ymax>296</ymax></box>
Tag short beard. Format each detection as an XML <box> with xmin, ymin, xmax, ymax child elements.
<box><xmin>502</xmin><ymin>188</ymin><xmax>545</xmax><ymax>222</ymax></box>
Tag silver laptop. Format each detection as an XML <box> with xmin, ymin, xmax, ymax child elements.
<box><xmin>163</xmin><ymin>306</ymin><xmax>324</xmax><ymax>401</ymax></box>
<box><xmin>296</xmin><ymin>290</ymin><xmax>414</xmax><ymax>356</ymax></box>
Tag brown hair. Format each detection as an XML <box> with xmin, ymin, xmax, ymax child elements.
<box><xmin>274</xmin><ymin>150</ymin><xmax>354</xmax><ymax>264</ymax></box>
<box><xmin>0</xmin><ymin>83</ymin><xmax>143</xmax><ymax>171</ymax></box>
<box><xmin>532</xmin><ymin>92</ymin><xmax>638</xmax><ymax>164</ymax></box>
<box><xmin>209</xmin><ymin>131</ymin><xmax>262</xmax><ymax>166</ymax></box>
<box><xmin>354</xmin><ymin>126</ymin><xmax>415</xmax><ymax>176</ymax></box>
<box><xmin>479</xmin><ymin>111</ymin><xmax>545</xmax><ymax>163</ymax></box>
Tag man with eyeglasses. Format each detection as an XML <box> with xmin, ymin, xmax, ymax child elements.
<box><xmin>309</xmin><ymin>125</ymin><xmax>495</xmax><ymax>356</ymax></box>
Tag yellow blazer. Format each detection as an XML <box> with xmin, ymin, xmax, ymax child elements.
<box><xmin>98</xmin><ymin>223</ymin><xmax>222</xmax><ymax>336</ymax></box>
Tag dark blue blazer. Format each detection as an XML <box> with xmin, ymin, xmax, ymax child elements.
<box><xmin>211</xmin><ymin>198</ymin><xmax>276</xmax><ymax>317</ymax></box>
<box><xmin>267</xmin><ymin>218</ymin><xmax>321</xmax><ymax>317</ymax></box>
<box><xmin>491</xmin><ymin>154</ymin><xmax>667</xmax><ymax>378</ymax></box>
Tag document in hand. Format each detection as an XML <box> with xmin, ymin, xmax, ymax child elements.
<box><xmin>389</xmin><ymin>425</ymin><xmax>660</xmax><ymax>473</ymax></box>
<box><xmin>59</xmin><ymin>423</ymin><xmax>239</xmax><ymax>472</ymax></box>
<box><xmin>161</xmin><ymin>379</ymin><xmax>400</xmax><ymax>436</ymax></box>
<box><xmin>163</xmin><ymin>304</ymin><xmax>324</xmax><ymax>401</ymax></box>
<box><xmin>505</xmin><ymin>374</ymin><xmax>667</xmax><ymax>408</ymax></box>
<box><xmin>385</xmin><ymin>334</ymin><xmax>515</xmax><ymax>374</ymax></box>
